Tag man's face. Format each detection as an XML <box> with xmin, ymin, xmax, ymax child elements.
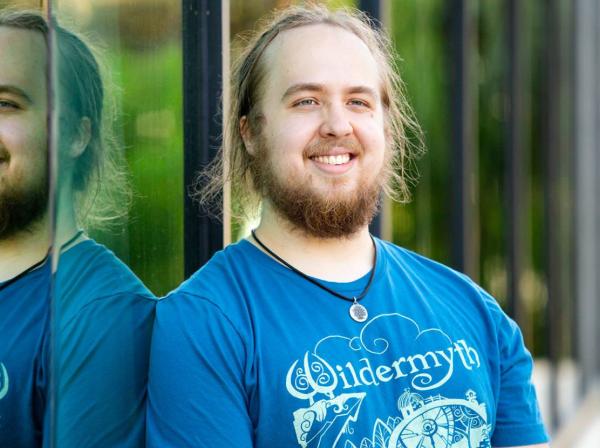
<box><xmin>248</xmin><ymin>24</ymin><xmax>388</xmax><ymax>237</ymax></box>
<box><xmin>0</xmin><ymin>26</ymin><xmax>48</xmax><ymax>239</ymax></box>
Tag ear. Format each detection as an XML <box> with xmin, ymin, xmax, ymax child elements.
<box><xmin>240</xmin><ymin>116</ymin><xmax>255</xmax><ymax>156</ymax></box>
<box><xmin>69</xmin><ymin>117</ymin><xmax>92</xmax><ymax>158</ymax></box>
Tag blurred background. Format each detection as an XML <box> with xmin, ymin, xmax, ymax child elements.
<box><xmin>3</xmin><ymin>0</ymin><xmax>598</xmax><ymax>445</ymax></box>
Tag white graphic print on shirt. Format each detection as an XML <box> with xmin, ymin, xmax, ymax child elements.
<box><xmin>0</xmin><ymin>363</ymin><xmax>8</xmax><ymax>400</ymax></box>
<box><xmin>285</xmin><ymin>313</ymin><xmax>492</xmax><ymax>448</ymax></box>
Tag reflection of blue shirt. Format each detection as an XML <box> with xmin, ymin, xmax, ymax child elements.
<box><xmin>0</xmin><ymin>259</ymin><xmax>50</xmax><ymax>448</ymax></box>
<box><xmin>148</xmin><ymin>238</ymin><xmax>549</xmax><ymax>448</ymax></box>
<box><xmin>0</xmin><ymin>239</ymin><xmax>156</xmax><ymax>448</ymax></box>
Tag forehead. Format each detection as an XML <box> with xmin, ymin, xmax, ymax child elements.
<box><xmin>262</xmin><ymin>23</ymin><xmax>381</xmax><ymax>96</ymax></box>
<box><xmin>0</xmin><ymin>26</ymin><xmax>47</xmax><ymax>98</ymax></box>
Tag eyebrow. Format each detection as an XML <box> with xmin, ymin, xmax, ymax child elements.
<box><xmin>281</xmin><ymin>83</ymin><xmax>378</xmax><ymax>102</ymax></box>
<box><xmin>0</xmin><ymin>85</ymin><xmax>33</xmax><ymax>105</ymax></box>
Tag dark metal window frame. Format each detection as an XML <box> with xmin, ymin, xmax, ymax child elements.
<box><xmin>182</xmin><ymin>0</ymin><xmax>225</xmax><ymax>276</ymax></box>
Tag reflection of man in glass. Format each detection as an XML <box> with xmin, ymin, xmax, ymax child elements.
<box><xmin>0</xmin><ymin>10</ymin><xmax>155</xmax><ymax>447</ymax></box>
<box><xmin>148</xmin><ymin>5</ymin><xmax>549</xmax><ymax>448</ymax></box>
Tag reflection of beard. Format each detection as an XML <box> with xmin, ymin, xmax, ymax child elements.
<box><xmin>0</xmin><ymin>167</ymin><xmax>48</xmax><ymax>240</ymax></box>
<box><xmin>250</xmin><ymin>135</ymin><xmax>385</xmax><ymax>238</ymax></box>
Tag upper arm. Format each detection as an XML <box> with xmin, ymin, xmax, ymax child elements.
<box><xmin>477</xmin><ymin>290</ymin><xmax>550</xmax><ymax>447</ymax></box>
<box><xmin>147</xmin><ymin>294</ymin><xmax>254</xmax><ymax>447</ymax></box>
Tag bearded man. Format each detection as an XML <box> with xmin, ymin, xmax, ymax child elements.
<box><xmin>147</xmin><ymin>5</ymin><xmax>549</xmax><ymax>448</ymax></box>
<box><xmin>0</xmin><ymin>10</ymin><xmax>155</xmax><ymax>447</ymax></box>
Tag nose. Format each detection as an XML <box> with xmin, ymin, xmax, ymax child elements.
<box><xmin>319</xmin><ymin>104</ymin><xmax>353</xmax><ymax>138</ymax></box>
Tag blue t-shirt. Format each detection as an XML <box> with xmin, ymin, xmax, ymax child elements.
<box><xmin>147</xmin><ymin>238</ymin><xmax>549</xmax><ymax>448</ymax></box>
<box><xmin>0</xmin><ymin>258</ymin><xmax>50</xmax><ymax>448</ymax></box>
<box><xmin>0</xmin><ymin>239</ymin><xmax>156</xmax><ymax>448</ymax></box>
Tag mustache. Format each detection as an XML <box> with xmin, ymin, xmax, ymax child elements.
<box><xmin>303</xmin><ymin>138</ymin><xmax>363</xmax><ymax>158</ymax></box>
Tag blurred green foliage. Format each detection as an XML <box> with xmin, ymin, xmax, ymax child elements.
<box><xmin>114</xmin><ymin>43</ymin><xmax>184</xmax><ymax>297</ymax></box>
<box><xmin>73</xmin><ymin>3</ymin><xmax>185</xmax><ymax>297</ymax></box>
<box><xmin>389</xmin><ymin>0</ymin><xmax>451</xmax><ymax>264</ymax></box>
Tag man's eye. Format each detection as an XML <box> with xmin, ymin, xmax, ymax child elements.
<box><xmin>294</xmin><ymin>98</ymin><xmax>318</xmax><ymax>107</ymax></box>
<box><xmin>0</xmin><ymin>100</ymin><xmax>19</xmax><ymax>110</ymax></box>
<box><xmin>348</xmin><ymin>99</ymin><xmax>369</xmax><ymax>107</ymax></box>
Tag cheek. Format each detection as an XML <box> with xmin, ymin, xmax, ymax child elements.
<box><xmin>0</xmin><ymin>120</ymin><xmax>23</xmax><ymax>150</ymax></box>
<box><xmin>2</xmin><ymin>115</ymin><xmax>47</xmax><ymax>149</ymax></box>
<box><xmin>272</xmin><ymin>120</ymin><xmax>314</xmax><ymax>151</ymax></box>
<box><xmin>1</xmin><ymin>119</ymin><xmax>47</xmax><ymax>172</ymax></box>
<box><xmin>266</xmin><ymin>120</ymin><xmax>315</xmax><ymax>168</ymax></box>
<box><xmin>354</xmin><ymin>117</ymin><xmax>386</xmax><ymax>156</ymax></box>
<box><xmin>268</xmin><ymin>113</ymin><xmax>319</xmax><ymax>146</ymax></box>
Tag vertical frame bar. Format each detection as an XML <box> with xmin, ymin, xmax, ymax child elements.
<box><xmin>182</xmin><ymin>0</ymin><xmax>224</xmax><ymax>277</ymax></box>
<box><xmin>541</xmin><ymin>0</ymin><xmax>562</xmax><ymax>431</ymax></box>
<box><xmin>221</xmin><ymin>0</ymin><xmax>231</xmax><ymax>247</ymax></box>
<box><xmin>46</xmin><ymin>1</ymin><xmax>58</xmax><ymax>446</ymax></box>
<box><xmin>505</xmin><ymin>0</ymin><xmax>527</xmax><ymax>328</ymax></box>
<box><xmin>596</xmin><ymin>0</ymin><xmax>600</xmax><ymax>383</ymax></box>
<box><xmin>358</xmin><ymin>0</ymin><xmax>383</xmax><ymax>27</ymax></box>
<box><xmin>574</xmin><ymin>0</ymin><xmax>600</xmax><ymax>394</ymax></box>
<box><xmin>448</xmin><ymin>0</ymin><xmax>479</xmax><ymax>278</ymax></box>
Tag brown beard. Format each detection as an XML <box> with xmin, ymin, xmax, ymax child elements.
<box><xmin>249</xmin><ymin>135</ymin><xmax>384</xmax><ymax>238</ymax></box>
<box><xmin>0</xmin><ymin>168</ymin><xmax>48</xmax><ymax>240</ymax></box>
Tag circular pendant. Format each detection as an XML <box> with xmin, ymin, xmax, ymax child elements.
<box><xmin>349</xmin><ymin>302</ymin><xmax>368</xmax><ymax>322</ymax></box>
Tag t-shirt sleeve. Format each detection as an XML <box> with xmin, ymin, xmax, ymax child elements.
<box><xmin>483</xmin><ymin>292</ymin><xmax>550</xmax><ymax>446</ymax></box>
<box><xmin>54</xmin><ymin>294</ymin><xmax>155</xmax><ymax>448</ymax></box>
<box><xmin>147</xmin><ymin>293</ymin><xmax>254</xmax><ymax>448</ymax></box>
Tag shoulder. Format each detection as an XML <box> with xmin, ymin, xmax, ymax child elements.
<box><xmin>169</xmin><ymin>238</ymin><xmax>260</xmax><ymax>302</ymax></box>
<box><xmin>377</xmin><ymin>238</ymin><xmax>472</xmax><ymax>283</ymax></box>
<box><xmin>376</xmin><ymin>238</ymin><xmax>475</xmax><ymax>289</ymax></box>
<box><xmin>157</xmin><ymin>239</ymin><xmax>271</xmax><ymax>340</ymax></box>
<box><xmin>160</xmin><ymin>238</ymin><xmax>254</xmax><ymax>288</ymax></box>
<box><xmin>59</xmin><ymin>239</ymin><xmax>153</xmax><ymax>297</ymax></box>
<box><xmin>377</xmin><ymin>238</ymin><xmax>510</xmax><ymax>325</ymax></box>
<box><xmin>56</xmin><ymin>239</ymin><xmax>156</xmax><ymax>325</ymax></box>
<box><xmin>379</xmin><ymin>241</ymin><xmax>531</xmax><ymax>374</ymax></box>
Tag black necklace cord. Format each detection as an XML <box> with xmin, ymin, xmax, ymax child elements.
<box><xmin>0</xmin><ymin>229</ymin><xmax>85</xmax><ymax>292</ymax></box>
<box><xmin>0</xmin><ymin>255</ymin><xmax>49</xmax><ymax>292</ymax></box>
<box><xmin>250</xmin><ymin>229</ymin><xmax>377</xmax><ymax>304</ymax></box>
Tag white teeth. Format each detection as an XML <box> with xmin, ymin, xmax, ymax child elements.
<box><xmin>313</xmin><ymin>154</ymin><xmax>351</xmax><ymax>165</ymax></box>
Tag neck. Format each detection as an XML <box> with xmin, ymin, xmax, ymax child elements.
<box><xmin>251</xmin><ymin>201</ymin><xmax>375</xmax><ymax>282</ymax></box>
<box><xmin>54</xmin><ymin>190</ymin><xmax>82</xmax><ymax>250</ymax></box>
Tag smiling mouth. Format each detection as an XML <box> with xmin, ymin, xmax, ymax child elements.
<box><xmin>310</xmin><ymin>153</ymin><xmax>352</xmax><ymax>165</ymax></box>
